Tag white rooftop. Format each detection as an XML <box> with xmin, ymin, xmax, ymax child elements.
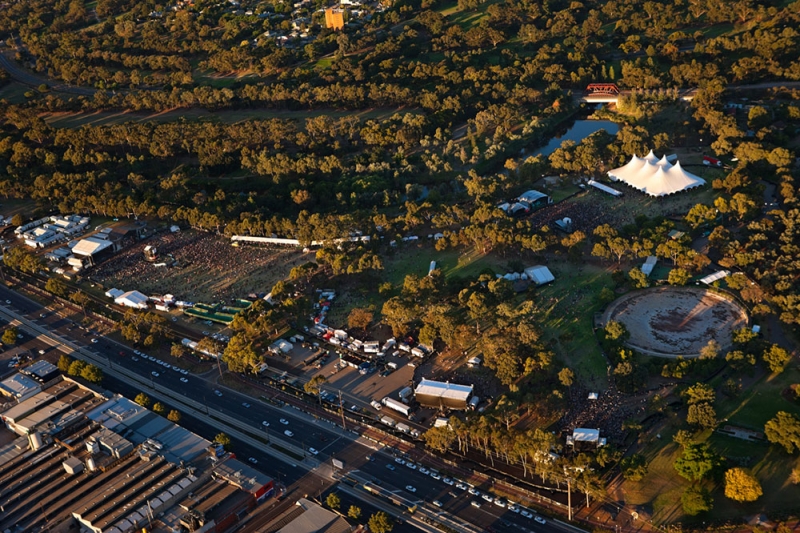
<box><xmin>72</xmin><ymin>237</ymin><xmax>113</xmax><ymax>257</ymax></box>
<box><xmin>414</xmin><ymin>378</ymin><xmax>473</xmax><ymax>401</ymax></box>
<box><xmin>114</xmin><ymin>290</ymin><xmax>149</xmax><ymax>309</ymax></box>
<box><xmin>700</xmin><ymin>270</ymin><xmax>730</xmax><ymax>285</ymax></box>
<box><xmin>524</xmin><ymin>265</ymin><xmax>555</xmax><ymax>285</ymax></box>
<box><xmin>0</xmin><ymin>374</ymin><xmax>41</xmax><ymax>400</ymax></box>
<box><xmin>572</xmin><ymin>428</ymin><xmax>600</xmax><ymax>442</ymax></box>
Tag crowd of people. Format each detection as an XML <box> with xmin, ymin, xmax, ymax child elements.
<box><xmin>557</xmin><ymin>386</ymin><xmax>648</xmax><ymax>444</ymax></box>
<box><xmin>90</xmin><ymin>230</ymin><xmax>303</xmax><ymax>302</ymax></box>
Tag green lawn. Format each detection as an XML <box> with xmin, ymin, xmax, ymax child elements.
<box><xmin>534</xmin><ymin>260</ymin><xmax>612</xmax><ymax>385</ymax></box>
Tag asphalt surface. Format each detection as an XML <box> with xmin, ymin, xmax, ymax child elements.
<box><xmin>0</xmin><ymin>284</ymin><xmax>566</xmax><ymax>533</ymax></box>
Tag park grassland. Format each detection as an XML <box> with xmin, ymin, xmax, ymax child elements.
<box><xmin>623</xmin><ymin>364</ymin><xmax>800</xmax><ymax>524</ymax></box>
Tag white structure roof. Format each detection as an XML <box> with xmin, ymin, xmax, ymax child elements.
<box><xmin>72</xmin><ymin>237</ymin><xmax>113</xmax><ymax>257</ymax></box>
<box><xmin>524</xmin><ymin>265</ymin><xmax>555</xmax><ymax>285</ymax></box>
<box><xmin>0</xmin><ymin>374</ymin><xmax>41</xmax><ymax>401</ymax></box>
<box><xmin>587</xmin><ymin>180</ymin><xmax>623</xmax><ymax>197</ymax></box>
<box><xmin>517</xmin><ymin>190</ymin><xmax>548</xmax><ymax>203</ymax></box>
<box><xmin>572</xmin><ymin>428</ymin><xmax>600</xmax><ymax>442</ymax></box>
<box><xmin>700</xmin><ymin>270</ymin><xmax>730</xmax><ymax>285</ymax></box>
<box><xmin>641</xmin><ymin>256</ymin><xmax>658</xmax><ymax>277</ymax></box>
<box><xmin>114</xmin><ymin>290</ymin><xmax>149</xmax><ymax>309</ymax></box>
<box><xmin>414</xmin><ymin>378</ymin><xmax>473</xmax><ymax>402</ymax></box>
<box><xmin>608</xmin><ymin>154</ymin><xmax>705</xmax><ymax>196</ymax></box>
<box><xmin>105</xmin><ymin>288</ymin><xmax>125</xmax><ymax>299</ymax></box>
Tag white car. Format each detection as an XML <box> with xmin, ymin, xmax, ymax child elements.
<box><xmin>284</xmin><ymin>430</ymin><xmax>294</xmax><ymax>437</ymax></box>
<box><xmin>443</xmin><ymin>477</ymin><xmax>454</xmax><ymax>486</ymax></box>
<box><xmin>455</xmin><ymin>482</ymin><xmax>467</xmax><ymax>490</ymax></box>
<box><xmin>494</xmin><ymin>499</ymin><xmax>506</xmax><ymax>508</ymax></box>
<box><xmin>433</xmin><ymin>500</ymin><xmax>442</xmax><ymax>507</ymax></box>
<box><xmin>242</xmin><ymin>402</ymin><xmax>251</xmax><ymax>408</ymax></box>
<box><xmin>180</xmin><ymin>369</ymin><xmax>188</xmax><ymax>375</ymax></box>
<box><xmin>534</xmin><ymin>517</ymin><xmax>546</xmax><ymax>525</ymax></box>
<box><xmin>131</xmin><ymin>356</ymin><xmax>139</xmax><ymax>362</ymax></box>
<box><xmin>279</xmin><ymin>418</ymin><xmax>289</xmax><ymax>425</ymax></box>
<box><xmin>151</xmin><ymin>371</ymin><xmax>159</xmax><ymax>377</ymax></box>
<box><xmin>172</xmin><ymin>365</ymin><xmax>180</xmax><ymax>371</ymax></box>
<box><xmin>214</xmin><ymin>390</ymin><xmax>222</xmax><ymax>397</ymax></box>
<box><xmin>308</xmin><ymin>447</ymin><xmax>319</xmax><ymax>456</ymax></box>
<box><xmin>482</xmin><ymin>493</ymin><xmax>493</xmax><ymax>502</ymax></box>
<box><xmin>180</xmin><ymin>377</ymin><xmax>188</xmax><ymax>383</ymax></box>
<box><xmin>430</xmin><ymin>472</ymin><xmax>441</xmax><ymax>480</ymax></box>
<box><xmin>508</xmin><ymin>504</ymin><xmax>520</xmax><ymax>513</ymax></box>
<box><xmin>90</xmin><ymin>338</ymin><xmax>99</xmax><ymax>344</ymax></box>
<box><xmin>248</xmin><ymin>457</ymin><xmax>258</xmax><ymax>464</ymax></box>
<box><xmin>134</xmin><ymin>350</ymin><xmax>141</xmax><ymax>355</ymax></box>
<box><xmin>405</xmin><ymin>485</ymin><xmax>416</xmax><ymax>493</ymax></box>
<box><xmin>156</xmin><ymin>359</ymin><xmax>163</xmax><ymax>365</ymax></box>
<box><xmin>419</xmin><ymin>467</ymin><xmax>429</xmax><ymax>474</ymax></box>
<box><xmin>262</xmin><ymin>421</ymin><xmax>270</xmax><ymax>427</ymax></box>
<box><xmin>468</xmin><ymin>487</ymin><xmax>479</xmax><ymax>496</ymax></box>
<box><xmin>394</xmin><ymin>457</ymin><xmax>406</xmax><ymax>465</ymax></box>
<box><xmin>471</xmin><ymin>501</ymin><xmax>481</xmax><ymax>509</ymax></box>
<box><xmin>405</xmin><ymin>462</ymin><xmax>416</xmax><ymax>470</ymax></box>
<box><xmin>520</xmin><ymin>510</ymin><xmax>533</xmax><ymax>519</ymax></box>
<box><xmin>38</xmin><ymin>349</ymin><xmax>45</xmax><ymax>355</ymax></box>
<box><xmin>148</xmin><ymin>356</ymin><xmax>156</xmax><ymax>362</ymax></box>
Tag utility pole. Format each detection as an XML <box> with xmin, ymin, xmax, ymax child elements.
<box><xmin>567</xmin><ymin>477</ymin><xmax>572</xmax><ymax>521</ymax></box>
<box><xmin>216</xmin><ymin>354</ymin><xmax>223</xmax><ymax>378</ymax></box>
<box><xmin>338</xmin><ymin>390</ymin><xmax>346</xmax><ymax>431</ymax></box>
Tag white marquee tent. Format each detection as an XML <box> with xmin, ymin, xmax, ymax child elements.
<box><xmin>608</xmin><ymin>151</ymin><xmax>706</xmax><ymax>197</ymax></box>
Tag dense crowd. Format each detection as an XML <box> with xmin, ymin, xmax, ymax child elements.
<box><xmin>90</xmin><ymin>230</ymin><xmax>302</xmax><ymax>302</ymax></box>
<box><xmin>557</xmin><ymin>386</ymin><xmax>647</xmax><ymax>444</ymax></box>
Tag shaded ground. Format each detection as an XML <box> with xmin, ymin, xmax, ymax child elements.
<box><xmin>602</xmin><ymin>286</ymin><xmax>748</xmax><ymax>357</ymax></box>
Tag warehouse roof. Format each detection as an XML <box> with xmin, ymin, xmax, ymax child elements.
<box><xmin>414</xmin><ymin>378</ymin><xmax>473</xmax><ymax>401</ymax></box>
<box><xmin>72</xmin><ymin>237</ymin><xmax>113</xmax><ymax>257</ymax></box>
<box><xmin>524</xmin><ymin>265</ymin><xmax>555</xmax><ymax>285</ymax></box>
<box><xmin>277</xmin><ymin>498</ymin><xmax>351</xmax><ymax>533</ymax></box>
<box><xmin>0</xmin><ymin>374</ymin><xmax>42</xmax><ymax>401</ymax></box>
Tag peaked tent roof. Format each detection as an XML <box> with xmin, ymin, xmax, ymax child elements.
<box><xmin>608</xmin><ymin>153</ymin><xmax>706</xmax><ymax>197</ymax></box>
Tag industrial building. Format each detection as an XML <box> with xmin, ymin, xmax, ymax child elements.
<box><xmin>414</xmin><ymin>378</ymin><xmax>473</xmax><ymax>410</ymax></box>
<box><xmin>0</xmin><ymin>374</ymin><xmax>274</xmax><ymax>533</ymax></box>
<box><xmin>257</xmin><ymin>498</ymin><xmax>352</xmax><ymax>533</ymax></box>
<box><xmin>0</xmin><ymin>373</ymin><xmax>41</xmax><ymax>402</ymax></box>
<box><xmin>20</xmin><ymin>359</ymin><xmax>60</xmax><ymax>383</ymax></box>
<box><xmin>18</xmin><ymin>214</ymin><xmax>90</xmax><ymax>248</ymax></box>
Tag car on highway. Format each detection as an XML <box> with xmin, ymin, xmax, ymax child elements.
<box><xmin>433</xmin><ymin>500</ymin><xmax>442</xmax><ymax>507</ymax></box>
<box><xmin>493</xmin><ymin>498</ymin><xmax>507</xmax><ymax>508</ymax></box>
<box><xmin>419</xmin><ymin>467</ymin><xmax>429</xmax><ymax>474</ymax></box>
<box><xmin>386</xmin><ymin>464</ymin><xmax>396</xmax><ymax>471</ymax></box>
<box><xmin>520</xmin><ymin>510</ymin><xmax>533</xmax><ymax>519</ymax></box>
<box><xmin>151</xmin><ymin>371</ymin><xmax>159</xmax><ymax>377</ymax></box>
<box><xmin>180</xmin><ymin>377</ymin><xmax>188</xmax><ymax>383</ymax></box>
<box><xmin>262</xmin><ymin>421</ymin><xmax>270</xmax><ymax>427</ymax></box>
<box><xmin>405</xmin><ymin>485</ymin><xmax>416</xmax><ymax>493</ymax></box>
<box><xmin>308</xmin><ymin>447</ymin><xmax>319</xmax><ymax>456</ymax></box>
<box><xmin>148</xmin><ymin>356</ymin><xmax>156</xmax><ymax>362</ymax></box>
<box><xmin>443</xmin><ymin>477</ymin><xmax>454</xmax><ymax>486</ymax></box>
<box><xmin>90</xmin><ymin>338</ymin><xmax>99</xmax><ymax>344</ymax></box>
<box><xmin>405</xmin><ymin>462</ymin><xmax>416</xmax><ymax>470</ymax></box>
<box><xmin>248</xmin><ymin>457</ymin><xmax>258</xmax><ymax>464</ymax></box>
<box><xmin>508</xmin><ymin>504</ymin><xmax>520</xmax><ymax>513</ymax></box>
<box><xmin>5</xmin><ymin>300</ymin><xmax>11</xmax><ymax>304</ymax></box>
<box><xmin>279</xmin><ymin>418</ymin><xmax>289</xmax><ymax>425</ymax></box>
<box><xmin>134</xmin><ymin>350</ymin><xmax>141</xmax><ymax>355</ymax></box>
<box><xmin>172</xmin><ymin>366</ymin><xmax>180</xmax><ymax>371</ymax></box>
<box><xmin>394</xmin><ymin>457</ymin><xmax>406</xmax><ymax>465</ymax></box>
<box><xmin>284</xmin><ymin>430</ymin><xmax>294</xmax><ymax>437</ymax></box>
<box><xmin>38</xmin><ymin>349</ymin><xmax>46</xmax><ymax>355</ymax></box>
<box><xmin>180</xmin><ymin>369</ymin><xmax>188</xmax><ymax>375</ymax></box>
<box><xmin>455</xmin><ymin>482</ymin><xmax>467</xmax><ymax>490</ymax></box>
<box><xmin>242</xmin><ymin>402</ymin><xmax>251</xmax><ymax>408</ymax></box>
<box><xmin>534</xmin><ymin>517</ymin><xmax>546</xmax><ymax>525</ymax></box>
<box><xmin>131</xmin><ymin>356</ymin><xmax>139</xmax><ymax>362</ymax></box>
<box><xmin>214</xmin><ymin>390</ymin><xmax>223</xmax><ymax>397</ymax></box>
<box><xmin>39</xmin><ymin>313</ymin><xmax>47</xmax><ymax>318</ymax></box>
<box><xmin>156</xmin><ymin>359</ymin><xmax>164</xmax><ymax>365</ymax></box>
<box><xmin>470</xmin><ymin>501</ymin><xmax>481</xmax><ymax>509</ymax></box>
<box><xmin>430</xmin><ymin>472</ymin><xmax>441</xmax><ymax>480</ymax></box>
<box><xmin>481</xmin><ymin>493</ymin><xmax>493</xmax><ymax>502</ymax></box>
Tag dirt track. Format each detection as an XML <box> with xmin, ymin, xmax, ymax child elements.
<box><xmin>602</xmin><ymin>286</ymin><xmax>748</xmax><ymax>357</ymax></box>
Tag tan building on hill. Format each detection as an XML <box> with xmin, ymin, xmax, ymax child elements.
<box><xmin>325</xmin><ymin>8</ymin><xmax>344</xmax><ymax>30</ymax></box>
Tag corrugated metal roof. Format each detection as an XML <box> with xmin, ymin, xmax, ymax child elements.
<box><xmin>524</xmin><ymin>265</ymin><xmax>555</xmax><ymax>285</ymax></box>
<box><xmin>414</xmin><ymin>378</ymin><xmax>472</xmax><ymax>401</ymax></box>
<box><xmin>72</xmin><ymin>237</ymin><xmax>113</xmax><ymax>257</ymax></box>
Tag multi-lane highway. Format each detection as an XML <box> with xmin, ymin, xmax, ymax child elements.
<box><xmin>0</xmin><ymin>283</ymin><xmax>571</xmax><ymax>533</ymax></box>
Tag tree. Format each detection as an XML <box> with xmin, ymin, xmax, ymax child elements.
<box><xmin>68</xmin><ymin>359</ymin><xmax>86</xmax><ymax>376</ymax></box>
<box><xmin>764</xmin><ymin>411</ymin><xmax>800</xmax><ymax>453</ymax></box>
<box><xmin>167</xmin><ymin>410</ymin><xmax>181</xmax><ymax>422</ymax></box>
<box><xmin>558</xmin><ymin>367</ymin><xmax>575</xmax><ymax>388</ymax></box>
<box><xmin>628</xmin><ymin>267</ymin><xmax>649</xmax><ymax>289</ymax></box>
<box><xmin>674</xmin><ymin>443</ymin><xmax>722</xmax><ymax>481</ymax></box>
<box><xmin>423</xmin><ymin>426</ymin><xmax>456</xmax><ymax>453</ymax></box>
<box><xmin>135</xmin><ymin>392</ymin><xmax>151</xmax><ymax>408</ymax></box>
<box><xmin>326</xmin><ymin>492</ymin><xmax>341</xmax><ymax>510</ymax></box>
<box><xmin>57</xmin><ymin>354</ymin><xmax>73</xmax><ymax>372</ymax></box>
<box><xmin>348</xmin><ymin>307</ymin><xmax>374</xmax><ymax>331</ymax></box>
<box><xmin>620</xmin><ymin>454</ymin><xmax>648</xmax><ymax>481</ymax></box>
<box><xmin>2</xmin><ymin>327</ymin><xmax>18</xmax><ymax>345</ymax></box>
<box><xmin>724</xmin><ymin>468</ymin><xmax>762</xmax><ymax>502</ymax></box>
<box><xmin>171</xmin><ymin>343</ymin><xmax>187</xmax><ymax>358</ymax></box>
<box><xmin>304</xmin><ymin>375</ymin><xmax>327</xmax><ymax>402</ymax></box>
<box><xmin>153</xmin><ymin>402</ymin><xmax>166</xmax><ymax>415</ymax></box>
<box><xmin>45</xmin><ymin>277</ymin><xmax>68</xmax><ymax>297</ymax></box>
<box><xmin>11</xmin><ymin>214</ymin><xmax>23</xmax><ymax>226</ymax></box>
<box><xmin>80</xmin><ymin>364</ymin><xmax>103</xmax><ymax>383</ymax></box>
<box><xmin>214</xmin><ymin>433</ymin><xmax>232</xmax><ymax>450</ymax></box>
<box><xmin>348</xmin><ymin>505</ymin><xmax>362</xmax><ymax>520</ymax></box>
<box><xmin>668</xmin><ymin>267</ymin><xmax>691</xmax><ymax>286</ymax></box>
<box><xmin>699</xmin><ymin>340</ymin><xmax>721</xmax><ymax>360</ymax></box>
<box><xmin>687</xmin><ymin>402</ymin><xmax>717</xmax><ymax>428</ymax></box>
<box><xmin>368</xmin><ymin>511</ymin><xmax>394</xmax><ymax>533</ymax></box>
<box><xmin>762</xmin><ymin>344</ymin><xmax>791</xmax><ymax>373</ymax></box>
<box><xmin>223</xmin><ymin>333</ymin><xmax>260</xmax><ymax>373</ymax></box>
<box><xmin>682</xmin><ymin>486</ymin><xmax>713</xmax><ymax>515</ymax></box>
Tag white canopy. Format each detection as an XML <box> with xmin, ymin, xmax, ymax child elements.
<box><xmin>608</xmin><ymin>154</ymin><xmax>705</xmax><ymax>197</ymax></box>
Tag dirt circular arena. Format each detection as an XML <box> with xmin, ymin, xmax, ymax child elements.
<box><xmin>601</xmin><ymin>286</ymin><xmax>748</xmax><ymax>358</ymax></box>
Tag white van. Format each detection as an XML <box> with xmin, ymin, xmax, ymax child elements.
<box><xmin>370</xmin><ymin>400</ymin><xmax>382</xmax><ymax>411</ymax></box>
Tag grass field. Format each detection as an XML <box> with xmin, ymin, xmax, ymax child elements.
<box><xmin>534</xmin><ymin>260</ymin><xmax>612</xmax><ymax>385</ymax></box>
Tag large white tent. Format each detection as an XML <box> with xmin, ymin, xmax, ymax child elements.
<box><xmin>608</xmin><ymin>151</ymin><xmax>705</xmax><ymax>197</ymax></box>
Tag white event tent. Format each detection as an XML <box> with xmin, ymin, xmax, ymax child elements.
<box><xmin>608</xmin><ymin>151</ymin><xmax>705</xmax><ymax>197</ymax></box>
